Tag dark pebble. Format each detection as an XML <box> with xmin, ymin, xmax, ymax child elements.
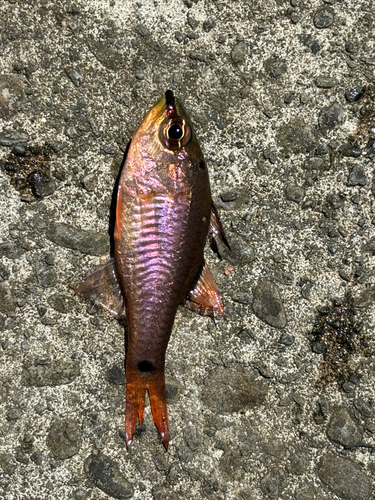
<box><xmin>30</xmin><ymin>451</ymin><xmax>43</xmax><ymax>465</ymax></box>
<box><xmin>47</xmin><ymin>294</ymin><xmax>75</xmax><ymax>313</ymax></box>
<box><xmin>107</xmin><ymin>364</ymin><xmax>126</xmax><ymax>385</ymax></box>
<box><xmin>0</xmin><ymin>285</ymin><xmax>17</xmax><ymax>315</ymax></box>
<box><xmin>264</xmin><ymin>57</ymin><xmax>287</xmax><ymax>78</ymax></box>
<box><xmin>285</xmin><ymin>184</ymin><xmax>305</xmax><ymax>203</ymax></box>
<box><xmin>203</xmin><ymin>19</ymin><xmax>215</xmax><ymax>32</ymax></box>
<box><xmin>47</xmin><ymin>419</ymin><xmax>82</xmax><ymax>459</ymax></box>
<box><xmin>317</xmin><ymin>453</ymin><xmax>371</xmax><ymax>500</ymax></box>
<box><xmin>319</xmin><ymin>102</ymin><xmax>345</xmax><ymax>130</ymax></box>
<box><xmin>313</xmin><ymin>7</ymin><xmax>335</xmax><ymax>28</ymax></box>
<box><xmin>342</xmin><ymin>381</ymin><xmax>355</xmax><ymax>393</ymax></box>
<box><xmin>345</xmin><ymin>86</ymin><xmax>365</xmax><ymax>103</ymax></box>
<box><xmin>46</xmin><ymin>223</ymin><xmax>109</xmax><ymax>256</ymax></box>
<box><xmin>277</xmin><ymin>118</ymin><xmax>317</xmax><ymax>155</ymax></box>
<box><xmin>252</xmin><ymin>279</ymin><xmax>287</xmax><ymax>329</ymax></box>
<box><xmin>84</xmin><ymin>454</ymin><xmax>134</xmax><ymax>499</ymax></box>
<box><xmin>0</xmin><ymin>130</ymin><xmax>29</xmax><ymax>147</ymax></box>
<box><xmin>294</xmin><ymin>482</ymin><xmax>319</xmax><ymax>500</ymax></box>
<box><xmin>28</xmin><ymin>171</ymin><xmax>56</xmax><ymax>198</ymax></box>
<box><xmin>6</xmin><ymin>408</ymin><xmax>22</xmax><ymax>421</ymax></box>
<box><xmin>326</xmin><ymin>407</ymin><xmax>362</xmax><ymax>446</ymax></box>
<box><xmin>34</xmin><ymin>263</ymin><xmax>57</xmax><ymax>288</ymax></box>
<box><xmin>340</xmin><ymin>142</ymin><xmax>362</xmax><ymax>158</ymax></box>
<box><xmin>348</xmin><ymin>168</ymin><xmax>367</xmax><ymax>186</ymax></box>
<box><xmin>36</xmin><ymin>304</ymin><xmax>47</xmax><ymax>317</ymax></box>
<box><xmin>187</xmin><ymin>12</ymin><xmax>199</xmax><ymax>29</ymax></box>
<box><xmin>231</xmin><ymin>42</ymin><xmax>247</xmax><ymax>64</ymax></box>
<box><xmin>23</xmin><ymin>359</ymin><xmax>80</xmax><ymax>386</ymax></box>
<box><xmin>65</xmin><ymin>67</ymin><xmax>85</xmax><ymax>87</ymax></box>
<box><xmin>315</xmin><ymin>76</ymin><xmax>337</xmax><ymax>88</ymax></box>
<box><xmin>260</xmin><ymin>468</ymin><xmax>286</xmax><ymax>498</ymax></box>
<box><xmin>280</xmin><ymin>334</ymin><xmax>295</xmax><ymax>346</ymax></box>
<box><xmin>220</xmin><ymin>233</ymin><xmax>254</xmax><ymax>264</ymax></box>
<box><xmin>0</xmin><ymin>264</ymin><xmax>10</xmax><ymax>281</ymax></box>
<box><xmin>152</xmin><ymin>485</ymin><xmax>178</xmax><ymax>500</ymax></box>
<box><xmin>12</xmin><ymin>144</ymin><xmax>26</xmax><ymax>155</ymax></box>
<box><xmin>284</xmin><ymin>92</ymin><xmax>295</xmax><ymax>104</ymax></box>
<box><xmin>202</xmin><ymin>366</ymin><xmax>269</xmax><ymax>414</ymax></box>
<box><xmin>82</xmin><ymin>174</ymin><xmax>98</xmax><ymax>192</ymax></box>
<box><xmin>354</xmin><ymin>398</ymin><xmax>373</xmax><ymax>418</ymax></box>
<box><xmin>220</xmin><ymin>191</ymin><xmax>238</xmax><ymax>202</ymax></box>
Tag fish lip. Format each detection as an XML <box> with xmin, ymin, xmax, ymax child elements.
<box><xmin>165</xmin><ymin>89</ymin><xmax>177</xmax><ymax>118</ymax></box>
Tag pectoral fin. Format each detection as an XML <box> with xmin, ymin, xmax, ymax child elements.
<box><xmin>187</xmin><ymin>261</ymin><xmax>225</xmax><ymax>317</ymax></box>
<box><xmin>210</xmin><ymin>203</ymin><xmax>231</xmax><ymax>250</ymax></box>
<box><xmin>75</xmin><ymin>259</ymin><xmax>125</xmax><ymax>317</ymax></box>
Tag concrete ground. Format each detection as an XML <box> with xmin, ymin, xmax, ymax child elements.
<box><xmin>0</xmin><ymin>0</ymin><xmax>374</xmax><ymax>499</ymax></box>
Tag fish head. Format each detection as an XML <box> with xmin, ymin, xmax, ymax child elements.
<box><xmin>127</xmin><ymin>90</ymin><xmax>208</xmax><ymax>191</ymax></box>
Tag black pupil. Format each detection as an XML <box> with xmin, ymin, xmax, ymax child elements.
<box><xmin>168</xmin><ymin>124</ymin><xmax>183</xmax><ymax>140</ymax></box>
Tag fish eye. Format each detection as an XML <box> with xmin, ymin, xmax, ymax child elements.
<box><xmin>167</xmin><ymin>123</ymin><xmax>184</xmax><ymax>140</ymax></box>
<box><xmin>160</xmin><ymin>118</ymin><xmax>192</xmax><ymax>150</ymax></box>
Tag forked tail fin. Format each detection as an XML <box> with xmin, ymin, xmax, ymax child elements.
<box><xmin>125</xmin><ymin>366</ymin><xmax>169</xmax><ymax>450</ymax></box>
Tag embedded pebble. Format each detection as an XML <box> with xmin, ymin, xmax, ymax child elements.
<box><xmin>317</xmin><ymin>453</ymin><xmax>371</xmax><ymax>500</ymax></box>
<box><xmin>0</xmin><ymin>130</ymin><xmax>29</xmax><ymax>147</ymax></box>
<box><xmin>47</xmin><ymin>419</ymin><xmax>82</xmax><ymax>459</ymax></box>
<box><xmin>65</xmin><ymin>67</ymin><xmax>85</xmax><ymax>87</ymax></box>
<box><xmin>47</xmin><ymin>223</ymin><xmax>109</xmax><ymax>256</ymax></box>
<box><xmin>47</xmin><ymin>294</ymin><xmax>75</xmax><ymax>313</ymax></box>
<box><xmin>345</xmin><ymin>86</ymin><xmax>365</xmax><ymax>103</ymax></box>
<box><xmin>231</xmin><ymin>42</ymin><xmax>246</xmax><ymax>64</ymax></box>
<box><xmin>285</xmin><ymin>184</ymin><xmax>305</xmax><ymax>203</ymax></box>
<box><xmin>0</xmin><ymin>264</ymin><xmax>10</xmax><ymax>282</ymax></box>
<box><xmin>23</xmin><ymin>360</ymin><xmax>80</xmax><ymax>386</ymax></box>
<box><xmin>313</xmin><ymin>7</ymin><xmax>335</xmax><ymax>28</ymax></box>
<box><xmin>28</xmin><ymin>171</ymin><xmax>56</xmax><ymax>198</ymax></box>
<box><xmin>202</xmin><ymin>366</ymin><xmax>269</xmax><ymax>414</ymax></box>
<box><xmin>319</xmin><ymin>102</ymin><xmax>345</xmax><ymax>130</ymax></box>
<box><xmin>315</xmin><ymin>76</ymin><xmax>337</xmax><ymax>88</ymax></box>
<box><xmin>340</xmin><ymin>142</ymin><xmax>362</xmax><ymax>157</ymax></box>
<box><xmin>277</xmin><ymin>118</ymin><xmax>317</xmax><ymax>155</ymax></box>
<box><xmin>107</xmin><ymin>364</ymin><xmax>126</xmax><ymax>385</ymax></box>
<box><xmin>326</xmin><ymin>407</ymin><xmax>362</xmax><ymax>446</ymax></box>
<box><xmin>34</xmin><ymin>263</ymin><xmax>57</xmax><ymax>288</ymax></box>
<box><xmin>221</xmin><ymin>233</ymin><xmax>254</xmax><ymax>264</ymax></box>
<box><xmin>0</xmin><ymin>285</ymin><xmax>16</xmax><ymax>315</ymax></box>
<box><xmin>252</xmin><ymin>279</ymin><xmax>287</xmax><ymax>329</ymax></box>
<box><xmin>347</xmin><ymin>168</ymin><xmax>367</xmax><ymax>186</ymax></box>
<box><xmin>354</xmin><ymin>398</ymin><xmax>373</xmax><ymax>418</ymax></box>
<box><xmin>84</xmin><ymin>454</ymin><xmax>134</xmax><ymax>499</ymax></box>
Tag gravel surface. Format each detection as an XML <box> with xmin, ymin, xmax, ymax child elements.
<box><xmin>0</xmin><ymin>1</ymin><xmax>375</xmax><ymax>499</ymax></box>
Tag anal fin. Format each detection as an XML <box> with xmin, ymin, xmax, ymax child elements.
<box><xmin>75</xmin><ymin>258</ymin><xmax>125</xmax><ymax>317</ymax></box>
<box><xmin>187</xmin><ymin>261</ymin><xmax>225</xmax><ymax>317</ymax></box>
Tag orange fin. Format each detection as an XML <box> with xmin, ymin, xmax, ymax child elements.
<box><xmin>210</xmin><ymin>203</ymin><xmax>231</xmax><ymax>250</ymax></box>
<box><xmin>187</xmin><ymin>261</ymin><xmax>225</xmax><ymax>318</ymax></box>
<box><xmin>75</xmin><ymin>259</ymin><xmax>125</xmax><ymax>317</ymax></box>
<box><xmin>148</xmin><ymin>374</ymin><xmax>169</xmax><ymax>450</ymax></box>
<box><xmin>125</xmin><ymin>367</ymin><xmax>169</xmax><ymax>450</ymax></box>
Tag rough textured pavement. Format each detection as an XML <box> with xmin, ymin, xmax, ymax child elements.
<box><xmin>0</xmin><ymin>1</ymin><xmax>375</xmax><ymax>499</ymax></box>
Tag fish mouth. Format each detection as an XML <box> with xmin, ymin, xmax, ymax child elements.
<box><xmin>165</xmin><ymin>89</ymin><xmax>177</xmax><ymax>118</ymax></box>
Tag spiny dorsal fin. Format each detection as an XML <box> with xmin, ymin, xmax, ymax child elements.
<box><xmin>75</xmin><ymin>259</ymin><xmax>125</xmax><ymax>317</ymax></box>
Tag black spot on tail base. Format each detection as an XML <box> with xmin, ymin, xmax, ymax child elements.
<box><xmin>137</xmin><ymin>360</ymin><xmax>155</xmax><ymax>372</ymax></box>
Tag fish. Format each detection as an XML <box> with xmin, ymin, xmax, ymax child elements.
<box><xmin>76</xmin><ymin>90</ymin><xmax>230</xmax><ymax>449</ymax></box>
